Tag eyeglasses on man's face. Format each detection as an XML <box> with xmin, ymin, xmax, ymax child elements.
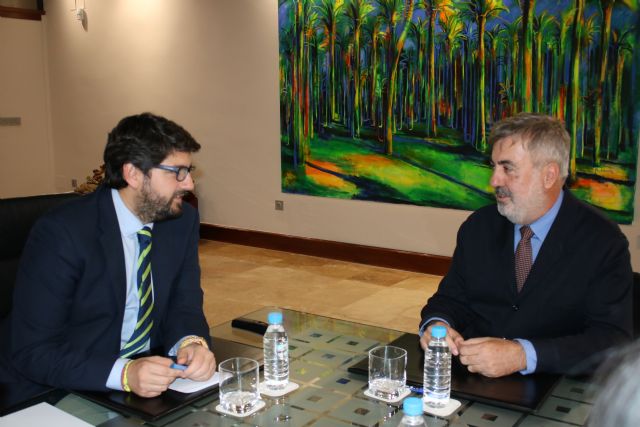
<box><xmin>153</xmin><ymin>164</ymin><xmax>195</xmax><ymax>182</ymax></box>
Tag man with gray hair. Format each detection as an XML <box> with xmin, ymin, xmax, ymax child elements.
<box><xmin>419</xmin><ymin>113</ymin><xmax>632</xmax><ymax>377</ymax></box>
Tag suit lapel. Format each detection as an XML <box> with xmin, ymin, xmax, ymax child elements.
<box><xmin>520</xmin><ymin>192</ymin><xmax>574</xmax><ymax>296</ymax></box>
<box><xmin>97</xmin><ymin>187</ymin><xmax>127</xmax><ymax>320</ymax></box>
<box><xmin>497</xmin><ymin>216</ymin><xmax>516</xmax><ymax>294</ymax></box>
<box><xmin>498</xmin><ymin>217</ymin><xmax>518</xmax><ymax>295</ymax></box>
<box><xmin>150</xmin><ymin>221</ymin><xmax>174</xmax><ymax>327</ymax></box>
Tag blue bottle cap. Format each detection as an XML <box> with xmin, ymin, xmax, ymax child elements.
<box><xmin>268</xmin><ymin>311</ymin><xmax>283</xmax><ymax>325</ymax></box>
<box><xmin>431</xmin><ymin>325</ymin><xmax>447</xmax><ymax>338</ymax></box>
<box><xmin>403</xmin><ymin>397</ymin><xmax>423</xmax><ymax>416</ymax></box>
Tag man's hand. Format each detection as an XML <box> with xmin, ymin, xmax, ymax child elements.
<box><xmin>176</xmin><ymin>344</ymin><xmax>216</xmax><ymax>381</ymax></box>
<box><xmin>126</xmin><ymin>356</ymin><xmax>180</xmax><ymax>398</ymax></box>
<box><xmin>419</xmin><ymin>321</ymin><xmax>464</xmax><ymax>356</ymax></box>
<box><xmin>458</xmin><ymin>337</ymin><xmax>526</xmax><ymax>377</ymax></box>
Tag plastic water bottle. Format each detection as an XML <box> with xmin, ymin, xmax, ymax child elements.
<box><xmin>397</xmin><ymin>397</ymin><xmax>427</xmax><ymax>426</ymax></box>
<box><xmin>423</xmin><ymin>325</ymin><xmax>451</xmax><ymax>408</ymax></box>
<box><xmin>263</xmin><ymin>311</ymin><xmax>289</xmax><ymax>390</ymax></box>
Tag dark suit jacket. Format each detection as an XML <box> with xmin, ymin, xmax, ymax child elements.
<box><xmin>0</xmin><ymin>186</ymin><xmax>210</xmax><ymax>397</ymax></box>
<box><xmin>420</xmin><ymin>191</ymin><xmax>632</xmax><ymax>375</ymax></box>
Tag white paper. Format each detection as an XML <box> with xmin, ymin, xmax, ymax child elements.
<box><xmin>169</xmin><ymin>371</ymin><xmax>220</xmax><ymax>393</ymax></box>
<box><xmin>0</xmin><ymin>402</ymin><xmax>92</xmax><ymax>427</ymax></box>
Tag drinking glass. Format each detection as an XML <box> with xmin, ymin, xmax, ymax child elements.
<box><xmin>368</xmin><ymin>345</ymin><xmax>407</xmax><ymax>400</ymax></box>
<box><xmin>218</xmin><ymin>357</ymin><xmax>260</xmax><ymax>414</ymax></box>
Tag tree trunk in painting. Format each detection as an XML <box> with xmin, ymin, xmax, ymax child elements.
<box><xmin>611</xmin><ymin>29</ymin><xmax>632</xmax><ymax>159</ymax></box>
<box><xmin>370</xmin><ymin>20</ymin><xmax>379</xmax><ymax>127</ymax></box>
<box><xmin>510</xmin><ymin>26</ymin><xmax>519</xmax><ymax>115</ymax></box>
<box><xmin>568</xmin><ymin>0</ymin><xmax>584</xmax><ymax>180</ymax></box>
<box><xmin>292</xmin><ymin>2</ymin><xmax>301</xmax><ymax>168</ymax></box>
<box><xmin>535</xmin><ymin>18</ymin><xmax>543</xmax><ymax>112</ymax></box>
<box><xmin>385</xmin><ymin>0</ymin><xmax>414</xmax><ymax>155</ymax></box>
<box><xmin>297</xmin><ymin>0</ymin><xmax>308</xmax><ymax>166</ymax></box>
<box><xmin>345</xmin><ymin>0</ymin><xmax>372</xmax><ymax>138</ymax></box>
<box><xmin>427</xmin><ymin>5</ymin><xmax>437</xmax><ymax>137</ymax></box>
<box><xmin>353</xmin><ymin>22</ymin><xmax>362</xmax><ymax>137</ymax></box>
<box><xmin>521</xmin><ymin>0</ymin><xmax>535</xmax><ymax>112</ymax></box>
<box><xmin>593</xmin><ymin>0</ymin><xmax>614</xmax><ymax>165</ymax></box>
<box><xmin>477</xmin><ymin>15</ymin><xmax>487</xmax><ymax>151</ymax></box>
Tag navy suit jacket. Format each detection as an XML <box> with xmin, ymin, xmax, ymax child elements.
<box><xmin>0</xmin><ymin>186</ymin><xmax>209</xmax><ymax>395</ymax></box>
<box><xmin>420</xmin><ymin>191</ymin><xmax>633</xmax><ymax>375</ymax></box>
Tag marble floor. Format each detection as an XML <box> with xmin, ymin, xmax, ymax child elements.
<box><xmin>199</xmin><ymin>240</ymin><xmax>443</xmax><ymax>334</ymax></box>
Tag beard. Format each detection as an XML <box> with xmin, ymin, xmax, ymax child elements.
<box><xmin>495</xmin><ymin>183</ymin><xmax>545</xmax><ymax>225</ymax></box>
<box><xmin>136</xmin><ymin>179</ymin><xmax>187</xmax><ymax>224</ymax></box>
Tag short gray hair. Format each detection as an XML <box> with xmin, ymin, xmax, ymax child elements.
<box><xmin>488</xmin><ymin>113</ymin><xmax>570</xmax><ymax>180</ymax></box>
<box><xmin>588</xmin><ymin>341</ymin><xmax>640</xmax><ymax>426</ymax></box>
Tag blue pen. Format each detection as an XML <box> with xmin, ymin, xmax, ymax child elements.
<box><xmin>171</xmin><ymin>363</ymin><xmax>187</xmax><ymax>371</ymax></box>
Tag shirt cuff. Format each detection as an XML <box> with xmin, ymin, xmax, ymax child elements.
<box><xmin>419</xmin><ymin>317</ymin><xmax>450</xmax><ymax>336</ymax></box>
<box><xmin>514</xmin><ymin>339</ymin><xmax>537</xmax><ymax>375</ymax></box>
<box><xmin>106</xmin><ymin>358</ymin><xmax>130</xmax><ymax>391</ymax></box>
<box><xmin>168</xmin><ymin>336</ymin><xmax>190</xmax><ymax>356</ymax></box>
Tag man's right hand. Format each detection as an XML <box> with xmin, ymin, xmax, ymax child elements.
<box><xmin>419</xmin><ymin>321</ymin><xmax>464</xmax><ymax>356</ymax></box>
<box><xmin>125</xmin><ymin>356</ymin><xmax>181</xmax><ymax>398</ymax></box>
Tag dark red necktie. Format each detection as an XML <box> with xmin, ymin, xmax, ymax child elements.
<box><xmin>515</xmin><ymin>225</ymin><xmax>534</xmax><ymax>292</ymax></box>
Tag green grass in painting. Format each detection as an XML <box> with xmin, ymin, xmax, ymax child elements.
<box><xmin>394</xmin><ymin>141</ymin><xmax>494</xmax><ymax>194</ymax></box>
<box><xmin>282</xmin><ymin>126</ymin><xmax>634</xmax><ymax>224</ymax></box>
<box><xmin>284</xmin><ymin>133</ymin><xmax>493</xmax><ymax>209</ymax></box>
<box><xmin>281</xmin><ymin>144</ymin><xmax>358</xmax><ymax>198</ymax></box>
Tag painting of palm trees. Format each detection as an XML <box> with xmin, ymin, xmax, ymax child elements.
<box><xmin>279</xmin><ymin>0</ymin><xmax>639</xmax><ymax>223</ymax></box>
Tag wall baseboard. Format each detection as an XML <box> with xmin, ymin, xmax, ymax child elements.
<box><xmin>200</xmin><ymin>224</ymin><xmax>451</xmax><ymax>276</ymax></box>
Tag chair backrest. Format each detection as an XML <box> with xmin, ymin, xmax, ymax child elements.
<box><xmin>0</xmin><ymin>193</ymin><xmax>81</xmax><ymax>319</ymax></box>
<box><xmin>634</xmin><ymin>272</ymin><xmax>640</xmax><ymax>339</ymax></box>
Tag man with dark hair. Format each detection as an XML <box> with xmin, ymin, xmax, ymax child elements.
<box><xmin>419</xmin><ymin>113</ymin><xmax>632</xmax><ymax>377</ymax></box>
<box><xmin>0</xmin><ymin>113</ymin><xmax>215</xmax><ymax>409</ymax></box>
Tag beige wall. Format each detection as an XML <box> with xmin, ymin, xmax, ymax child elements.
<box><xmin>0</xmin><ymin>16</ymin><xmax>54</xmax><ymax>197</ymax></box>
<box><xmin>5</xmin><ymin>0</ymin><xmax>640</xmax><ymax>269</ymax></box>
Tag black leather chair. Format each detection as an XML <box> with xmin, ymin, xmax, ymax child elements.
<box><xmin>0</xmin><ymin>193</ymin><xmax>80</xmax><ymax>320</ymax></box>
<box><xmin>634</xmin><ymin>272</ymin><xmax>640</xmax><ymax>339</ymax></box>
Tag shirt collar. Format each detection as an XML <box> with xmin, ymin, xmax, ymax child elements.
<box><xmin>515</xmin><ymin>190</ymin><xmax>564</xmax><ymax>241</ymax></box>
<box><xmin>111</xmin><ymin>188</ymin><xmax>153</xmax><ymax>237</ymax></box>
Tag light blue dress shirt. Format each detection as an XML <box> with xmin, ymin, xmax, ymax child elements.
<box><xmin>106</xmin><ymin>189</ymin><xmax>155</xmax><ymax>390</ymax></box>
<box><xmin>513</xmin><ymin>190</ymin><xmax>564</xmax><ymax>374</ymax></box>
<box><xmin>421</xmin><ymin>190</ymin><xmax>565</xmax><ymax>375</ymax></box>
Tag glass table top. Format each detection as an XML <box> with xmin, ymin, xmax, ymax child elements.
<box><xmin>55</xmin><ymin>307</ymin><xmax>597</xmax><ymax>426</ymax></box>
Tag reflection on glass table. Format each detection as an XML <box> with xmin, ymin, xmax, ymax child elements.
<box><xmin>54</xmin><ymin>307</ymin><xmax>596</xmax><ymax>426</ymax></box>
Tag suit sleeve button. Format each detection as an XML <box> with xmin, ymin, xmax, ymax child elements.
<box><xmin>512</xmin><ymin>305</ymin><xmax>519</xmax><ymax>311</ymax></box>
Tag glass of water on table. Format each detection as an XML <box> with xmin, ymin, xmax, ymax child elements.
<box><xmin>368</xmin><ymin>345</ymin><xmax>407</xmax><ymax>400</ymax></box>
<box><xmin>218</xmin><ymin>357</ymin><xmax>261</xmax><ymax>415</ymax></box>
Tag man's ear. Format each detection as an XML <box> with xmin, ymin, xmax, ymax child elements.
<box><xmin>122</xmin><ymin>163</ymin><xmax>143</xmax><ymax>190</ymax></box>
<box><xmin>543</xmin><ymin>162</ymin><xmax>560</xmax><ymax>189</ymax></box>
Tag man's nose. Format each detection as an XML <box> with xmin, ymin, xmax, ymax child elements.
<box><xmin>490</xmin><ymin>169</ymin><xmax>502</xmax><ymax>188</ymax></box>
<box><xmin>180</xmin><ymin>172</ymin><xmax>195</xmax><ymax>191</ymax></box>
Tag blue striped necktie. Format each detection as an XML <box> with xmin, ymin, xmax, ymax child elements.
<box><xmin>120</xmin><ymin>226</ymin><xmax>154</xmax><ymax>358</ymax></box>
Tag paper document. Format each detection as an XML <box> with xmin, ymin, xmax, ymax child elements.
<box><xmin>169</xmin><ymin>371</ymin><xmax>220</xmax><ymax>393</ymax></box>
<box><xmin>0</xmin><ymin>402</ymin><xmax>92</xmax><ymax>427</ymax></box>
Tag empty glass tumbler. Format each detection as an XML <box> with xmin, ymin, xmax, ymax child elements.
<box><xmin>368</xmin><ymin>345</ymin><xmax>407</xmax><ymax>400</ymax></box>
<box><xmin>218</xmin><ymin>357</ymin><xmax>260</xmax><ymax>415</ymax></box>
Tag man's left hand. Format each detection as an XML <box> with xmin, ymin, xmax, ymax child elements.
<box><xmin>457</xmin><ymin>337</ymin><xmax>526</xmax><ymax>378</ymax></box>
<box><xmin>176</xmin><ymin>344</ymin><xmax>216</xmax><ymax>381</ymax></box>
